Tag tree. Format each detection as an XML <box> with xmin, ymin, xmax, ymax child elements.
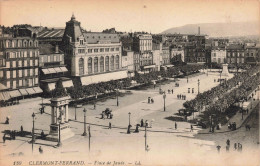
<box><xmin>51</xmin><ymin>79</ymin><xmax>68</xmax><ymax>98</ymax></box>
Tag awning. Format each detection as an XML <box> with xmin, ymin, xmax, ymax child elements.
<box><xmin>19</xmin><ymin>89</ymin><xmax>29</xmax><ymax>96</ymax></box>
<box><xmin>53</xmin><ymin>67</ymin><xmax>63</xmax><ymax>73</ymax></box>
<box><xmin>60</xmin><ymin>67</ymin><xmax>68</xmax><ymax>72</ymax></box>
<box><xmin>25</xmin><ymin>88</ymin><xmax>36</xmax><ymax>95</ymax></box>
<box><xmin>62</xmin><ymin>80</ymin><xmax>73</xmax><ymax>88</ymax></box>
<box><xmin>9</xmin><ymin>90</ymin><xmax>22</xmax><ymax>98</ymax></box>
<box><xmin>81</xmin><ymin>70</ymin><xmax>128</xmax><ymax>86</ymax></box>
<box><xmin>144</xmin><ymin>65</ymin><xmax>156</xmax><ymax>69</ymax></box>
<box><xmin>1</xmin><ymin>91</ymin><xmax>11</xmax><ymax>100</ymax></box>
<box><xmin>48</xmin><ymin>83</ymin><xmax>56</xmax><ymax>91</ymax></box>
<box><xmin>0</xmin><ymin>83</ymin><xmax>8</xmax><ymax>90</ymax></box>
<box><xmin>33</xmin><ymin>87</ymin><xmax>43</xmax><ymax>94</ymax></box>
<box><xmin>42</xmin><ymin>68</ymin><xmax>51</xmax><ymax>75</ymax></box>
<box><xmin>47</xmin><ymin>68</ymin><xmax>56</xmax><ymax>74</ymax></box>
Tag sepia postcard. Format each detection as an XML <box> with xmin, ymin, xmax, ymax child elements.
<box><xmin>0</xmin><ymin>0</ymin><xmax>260</xmax><ymax>165</ymax></box>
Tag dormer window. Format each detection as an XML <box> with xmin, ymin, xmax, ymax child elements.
<box><xmin>80</xmin><ymin>40</ymin><xmax>83</xmax><ymax>45</ymax></box>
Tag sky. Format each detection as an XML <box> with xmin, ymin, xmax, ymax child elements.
<box><xmin>0</xmin><ymin>0</ymin><xmax>259</xmax><ymax>33</ymax></box>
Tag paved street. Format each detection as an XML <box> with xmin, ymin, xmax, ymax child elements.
<box><xmin>0</xmin><ymin>72</ymin><xmax>259</xmax><ymax>165</ymax></box>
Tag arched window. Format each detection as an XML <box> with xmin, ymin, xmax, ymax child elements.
<box><xmin>115</xmin><ymin>55</ymin><xmax>119</xmax><ymax>69</ymax></box>
<box><xmin>79</xmin><ymin>58</ymin><xmax>84</xmax><ymax>75</ymax></box>
<box><xmin>88</xmin><ymin>57</ymin><xmax>92</xmax><ymax>74</ymax></box>
<box><xmin>34</xmin><ymin>41</ymin><xmax>38</xmax><ymax>47</ymax></box>
<box><xmin>100</xmin><ymin>56</ymin><xmax>104</xmax><ymax>72</ymax></box>
<box><xmin>23</xmin><ymin>41</ymin><xmax>27</xmax><ymax>47</ymax></box>
<box><xmin>94</xmin><ymin>57</ymin><xmax>98</xmax><ymax>73</ymax></box>
<box><xmin>29</xmin><ymin>41</ymin><xmax>32</xmax><ymax>47</ymax></box>
<box><xmin>105</xmin><ymin>56</ymin><xmax>109</xmax><ymax>71</ymax></box>
<box><xmin>18</xmin><ymin>40</ymin><xmax>22</xmax><ymax>47</ymax></box>
<box><xmin>110</xmin><ymin>55</ymin><xmax>114</xmax><ymax>70</ymax></box>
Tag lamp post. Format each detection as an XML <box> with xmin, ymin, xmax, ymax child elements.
<box><xmin>88</xmin><ymin>125</ymin><xmax>91</xmax><ymax>152</ymax></box>
<box><xmin>163</xmin><ymin>93</ymin><xmax>166</xmax><ymax>111</ymax></box>
<box><xmin>198</xmin><ymin>79</ymin><xmax>200</xmax><ymax>94</ymax></box>
<box><xmin>57</xmin><ymin>116</ymin><xmax>62</xmax><ymax>147</ymax></box>
<box><xmin>31</xmin><ymin>112</ymin><xmax>35</xmax><ymax>153</ymax></box>
<box><xmin>83</xmin><ymin>108</ymin><xmax>87</xmax><ymax>136</ymax></box>
<box><xmin>74</xmin><ymin>104</ymin><xmax>77</xmax><ymax>120</ymax></box>
<box><xmin>116</xmin><ymin>89</ymin><xmax>119</xmax><ymax>107</ymax></box>
<box><xmin>94</xmin><ymin>93</ymin><xmax>97</xmax><ymax>109</ymax></box>
<box><xmin>128</xmin><ymin>112</ymin><xmax>131</xmax><ymax>126</ymax></box>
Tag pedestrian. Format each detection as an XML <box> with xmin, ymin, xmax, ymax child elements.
<box><xmin>192</xmin><ymin>88</ymin><xmax>194</xmax><ymax>93</ymax></box>
<box><xmin>190</xmin><ymin>125</ymin><xmax>193</xmax><ymax>132</ymax></box>
<box><xmin>216</xmin><ymin>145</ymin><xmax>221</xmax><ymax>153</ymax></box>
<box><xmin>39</xmin><ymin>146</ymin><xmax>43</xmax><ymax>154</ymax></box>
<box><xmin>108</xmin><ymin>122</ymin><xmax>112</xmax><ymax>129</ymax></box>
<box><xmin>41</xmin><ymin>130</ymin><xmax>45</xmax><ymax>139</ymax></box>
<box><xmin>214</xmin><ymin>79</ymin><xmax>216</xmax><ymax>82</ymax></box>
<box><xmin>141</xmin><ymin>119</ymin><xmax>144</xmax><ymax>127</ymax></box>
<box><xmin>226</xmin><ymin>139</ymin><xmax>230</xmax><ymax>146</ymax></box>
<box><xmin>234</xmin><ymin>143</ymin><xmax>237</xmax><ymax>150</ymax></box>
<box><xmin>3</xmin><ymin>134</ymin><xmax>6</xmax><ymax>143</ymax></box>
<box><xmin>151</xmin><ymin>98</ymin><xmax>154</xmax><ymax>103</ymax></box>
<box><xmin>148</xmin><ymin>97</ymin><xmax>151</xmax><ymax>104</ymax></box>
<box><xmin>5</xmin><ymin>117</ymin><xmax>9</xmax><ymax>124</ymax></box>
<box><xmin>20</xmin><ymin>125</ymin><xmax>23</xmax><ymax>135</ymax></box>
<box><xmin>246</xmin><ymin>109</ymin><xmax>249</xmax><ymax>114</ymax></box>
<box><xmin>175</xmin><ymin>122</ymin><xmax>177</xmax><ymax>130</ymax></box>
<box><xmin>226</xmin><ymin>145</ymin><xmax>230</xmax><ymax>152</ymax></box>
<box><xmin>172</xmin><ymin>89</ymin><xmax>173</xmax><ymax>94</ymax></box>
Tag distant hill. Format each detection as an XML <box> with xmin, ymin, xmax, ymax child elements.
<box><xmin>161</xmin><ymin>22</ymin><xmax>260</xmax><ymax>37</ymax></box>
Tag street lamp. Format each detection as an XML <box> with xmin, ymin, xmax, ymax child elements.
<box><xmin>57</xmin><ymin>116</ymin><xmax>62</xmax><ymax>147</ymax></box>
<box><xmin>94</xmin><ymin>93</ymin><xmax>97</xmax><ymax>109</ymax></box>
<box><xmin>116</xmin><ymin>89</ymin><xmax>119</xmax><ymax>107</ymax></box>
<box><xmin>163</xmin><ymin>93</ymin><xmax>166</xmax><ymax>111</ymax></box>
<box><xmin>198</xmin><ymin>79</ymin><xmax>200</xmax><ymax>94</ymax></box>
<box><xmin>31</xmin><ymin>112</ymin><xmax>35</xmax><ymax>153</ymax></box>
<box><xmin>83</xmin><ymin>108</ymin><xmax>87</xmax><ymax>136</ymax></box>
<box><xmin>74</xmin><ymin>104</ymin><xmax>77</xmax><ymax>120</ymax></box>
<box><xmin>128</xmin><ymin>112</ymin><xmax>131</xmax><ymax>126</ymax></box>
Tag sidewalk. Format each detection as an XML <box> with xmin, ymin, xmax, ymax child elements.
<box><xmin>198</xmin><ymin>100</ymin><xmax>259</xmax><ymax>134</ymax></box>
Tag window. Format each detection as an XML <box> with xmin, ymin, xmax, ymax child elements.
<box><xmin>19</xmin><ymin>80</ymin><xmax>22</xmax><ymax>87</ymax></box>
<box><xmin>24</xmin><ymin>51</ymin><xmax>27</xmax><ymax>57</ymax></box>
<box><xmin>100</xmin><ymin>56</ymin><xmax>104</xmax><ymax>72</ymax></box>
<box><xmin>105</xmin><ymin>56</ymin><xmax>109</xmax><ymax>71</ymax></box>
<box><xmin>105</xmin><ymin>48</ymin><xmax>109</xmax><ymax>52</ymax></box>
<box><xmin>79</xmin><ymin>58</ymin><xmax>84</xmax><ymax>75</ymax></box>
<box><xmin>7</xmin><ymin>81</ymin><xmax>10</xmax><ymax>88</ymax></box>
<box><xmin>6</xmin><ymin>62</ymin><xmax>10</xmax><ymax>68</ymax></box>
<box><xmin>18</xmin><ymin>61</ymin><xmax>22</xmax><ymax>67</ymax></box>
<box><xmin>111</xmin><ymin>48</ymin><xmax>114</xmax><ymax>52</ymax></box>
<box><xmin>12</xmin><ymin>81</ymin><xmax>16</xmax><ymax>89</ymax></box>
<box><xmin>13</xmin><ymin>70</ymin><xmax>16</xmax><ymax>78</ymax></box>
<box><xmin>35</xmin><ymin>68</ymin><xmax>38</xmax><ymax>76</ymax></box>
<box><xmin>30</xmin><ymin>60</ymin><xmax>33</xmax><ymax>66</ymax></box>
<box><xmin>110</xmin><ymin>56</ymin><xmax>114</xmax><ymax>70</ymax></box>
<box><xmin>19</xmin><ymin>70</ymin><xmax>22</xmax><ymax>77</ymax></box>
<box><xmin>100</xmin><ymin>48</ymin><xmax>104</xmax><ymax>52</ymax></box>
<box><xmin>24</xmin><ymin>60</ymin><xmax>27</xmax><ymax>67</ymax></box>
<box><xmin>35</xmin><ymin>77</ymin><xmax>38</xmax><ymax>84</ymax></box>
<box><xmin>24</xmin><ymin>70</ymin><xmax>27</xmax><ymax>76</ymax></box>
<box><xmin>94</xmin><ymin>57</ymin><xmax>98</xmax><ymax>73</ymax></box>
<box><xmin>30</xmin><ymin>69</ymin><xmax>33</xmax><ymax>76</ymax></box>
<box><xmin>35</xmin><ymin>59</ymin><xmax>38</xmax><ymax>66</ymax></box>
<box><xmin>88</xmin><ymin>49</ymin><xmax>92</xmax><ymax>53</ymax></box>
<box><xmin>115</xmin><ymin>55</ymin><xmax>119</xmax><ymax>69</ymax></box>
<box><xmin>30</xmin><ymin>51</ymin><xmax>32</xmax><ymax>57</ymax></box>
<box><xmin>54</xmin><ymin>55</ymin><xmax>57</xmax><ymax>61</ymax></box>
<box><xmin>0</xmin><ymin>71</ymin><xmax>3</xmax><ymax>78</ymax></box>
<box><xmin>12</xmin><ymin>61</ymin><xmax>16</xmax><ymax>67</ymax></box>
<box><xmin>78</xmin><ymin>49</ymin><xmax>85</xmax><ymax>53</ymax></box>
<box><xmin>94</xmin><ymin>49</ymin><xmax>98</xmax><ymax>53</ymax></box>
<box><xmin>88</xmin><ymin>58</ymin><xmax>92</xmax><ymax>74</ymax></box>
<box><xmin>116</xmin><ymin>47</ymin><xmax>119</xmax><ymax>51</ymax></box>
<box><xmin>80</xmin><ymin>40</ymin><xmax>83</xmax><ymax>45</ymax></box>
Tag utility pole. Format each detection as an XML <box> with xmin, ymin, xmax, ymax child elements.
<box><xmin>83</xmin><ymin>108</ymin><xmax>87</xmax><ymax>136</ymax></box>
<box><xmin>31</xmin><ymin>112</ymin><xmax>35</xmax><ymax>153</ymax></box>
<box><xmin>88</xmin><ymin>125</ymin><xmax>91</xmax><ymax>152</ymax></box>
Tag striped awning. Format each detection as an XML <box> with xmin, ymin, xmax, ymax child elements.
<box><xmin>9</xmin><ymin>90</ymin><xmax>22</xmax><ymax>98</ymax></box>
<box><xmin>42</xmin><ymin>68</ymin><xmax>51</xmax><ymax>74</ymax></box>
<box><xmin>48</xmin><ymin>68</ymin><xmax>56</xmax><ymax>74</ymax></box>
<box><xmin>19</xmin><ymin>89</ymin><xmax>29</xmax><ymax>96</ymax></box>
<box><xmin>25</xmin><ymin>88</ymin><xmax>36</xmax><ymax>95</ymax></box>
<box><xmin>0</xmin><ymin>91</ymin><xmax>11</xmax><ymax>101</ymax></box>
<box><xmin>53</xmin><ymin>67</ymin><xmax>63</xmax><ymax>73</ymax></box>
<box><xmin>33</xmin><ymin>87</ymin><xmax>43</xmax><ymax>94</ymax></box>
<box><xmin>60</xmin><ymin>67</ymin><xmax>68</xmax><ymax>72</ymax></box>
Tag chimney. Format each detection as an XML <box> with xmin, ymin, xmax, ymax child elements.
<box><xmin>55</xmin><ymin>45</ymin><xmax>59</xmax><ymax>53</ymax></box>
<box><xmin>198</xmin><ymin>26</ymin><xmax>200</xmax><ymax>35</ymax></box>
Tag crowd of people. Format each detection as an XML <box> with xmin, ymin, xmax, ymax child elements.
<box><xmin>182</xmin><ymin>65</ymin><xmax>260</xmax><ymax>125</ymax></box>
<box><xmin>216</xmin><ymin>139</ymin><xmax>243</xmax><ymax>153</ymax></box>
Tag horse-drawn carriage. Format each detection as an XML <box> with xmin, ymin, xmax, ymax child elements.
<box><xmin>101</xmin><ymin>108</ymin><xmax>113</xmax><ymax>119</ymax></box>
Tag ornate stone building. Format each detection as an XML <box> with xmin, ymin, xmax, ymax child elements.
<box><xmin>62</xmin><ymin>15</ymin><xmax>127</xmax><ymax>85</ymax></box>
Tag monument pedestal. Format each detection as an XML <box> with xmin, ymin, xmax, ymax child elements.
<box><xmin>46</xmin><ymin>123</ymin><xmax>74</xmax><ymax>141</ymax></box>
<box><xmin>221</xmin><ymin>64</ymin><xmax>229</xmax><ymax>77</ymax></box>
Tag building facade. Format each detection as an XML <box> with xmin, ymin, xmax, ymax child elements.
<box><xmin>170</xmin><ymin>47</ymin><xmax>185</xmax><ymax>63</ymax></box>
<box><xmin>211</xmin><ymin>48</ymin><xmax>227</xmax><ymax>64</ymax></box>
<box><xmin>0</xmin><ymin>36</ymin><xmax>42</xmax><ymax>102</ymax></box>
<box><xmin>161</xmin><ymin>46</ymin><xmax>170</xmax><ymax>65</ymax></box>
<box><xmin>226</xmin><ymin>44</ymin><xmax>245</xmax><ymax>64</ymax></box>
<box><xmin>61</xmin><ymin>15</ymin><xmax>127</xmax><ymax>86</ymax></box>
